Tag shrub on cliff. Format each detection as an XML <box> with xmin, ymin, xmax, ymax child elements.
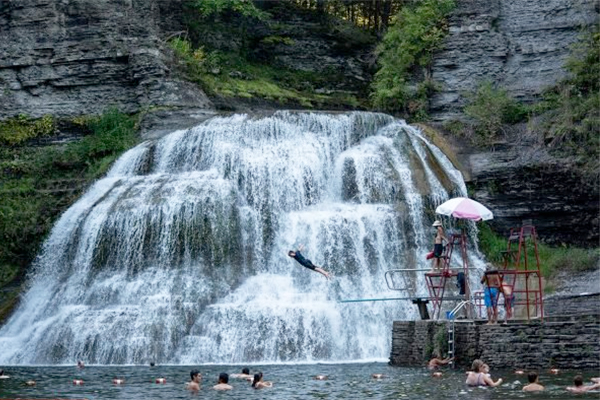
<box><xmin>0</xmin><ymin>115</ymin><xmax>56</xmax><ymax>145</ymax></box>
<box><xmin>462</xmin><ymin>81</ymin><xmax>528</xmax><ymax>144</ymax></box>
<box><xmin>371</xmin><ymin>0</ymin><xmax>455</xmax><ymax>119</ymax></box>
<box><xmin>536</xmin><ymin>29</ymin><xmax>599</xmax><ymax>178</ymax></box>
<box><xmin>0</xmin><ymin>109</ymin><xmax>138</xmax><ymax>287</ymax></box>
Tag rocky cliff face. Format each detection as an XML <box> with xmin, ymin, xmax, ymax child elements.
<box><xmin>0</xmin><ymin>0</ymin><xmax>211</xmax><ymax>119</ymax></box>
<box><xmin>430</xmin><ymin>0</ymin><xmax>599</xmax><ymax>120</ymax></box>
<box><xmin>467</xmin><ymin>145</ymin><xmax>599</xmax><ymax>246</ymax></box>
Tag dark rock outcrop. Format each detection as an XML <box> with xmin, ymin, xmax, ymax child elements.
<box><xmin>424</xmin><ymin>124</ymin><xmax>599</xmax><ymax>247</ymax></box>
<box><xmin>0</xmin><ymin>0</ymin><xmax>212</xmax><ymax>120</ymax></box>
<box><xmin>430</xmin><ymin>0</ymin><xmax>599</xmax><ymax>120</ymax></box>
<box><xmin>467</xmin><ymin>144</ymin><xmax>599</xmax><ymax>246</ymax></box>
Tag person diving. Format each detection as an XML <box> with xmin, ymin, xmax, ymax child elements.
<box><xmin>288</xmin><ymin>244</ymin><xmax>331</xmax><ymax>280</ymax></box>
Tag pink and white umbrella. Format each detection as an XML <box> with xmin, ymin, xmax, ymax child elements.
<box><xmin>435</xmin><ymin>197</ymin><xmax>493</xmax><ymax>221</ymax></box>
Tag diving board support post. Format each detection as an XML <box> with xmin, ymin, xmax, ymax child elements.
<box><xmin>412</xmin><ymin>298</ymin><xmax>430</xmax><ymax>320</ymax></box>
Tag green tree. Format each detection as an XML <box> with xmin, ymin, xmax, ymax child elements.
<box><xmin>191</xmin><ymin>0</ymin><xmax>268</xmax><ymax>19</ymax></box>
<box><xmin>565</xmin><ymin>29</ymin><xmax>600</xmax><ymax>96</ymax></box>
<box><xmin>463</xmin><ymin>81</ymin><xmax>524</xmax><ymax>144</ymax></box>
<box><xmin>541</xmin><ymin>28</ymin><xmax>600</xmax><ymax>176</ymax></box>
<box><xmin>371</xmin><ymin>0</ymin><xmax>454</xmax><ymax>117</ymax></box>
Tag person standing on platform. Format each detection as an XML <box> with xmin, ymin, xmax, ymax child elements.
<box><xmin>481</xmin><ymin>269</ymin><xmax>501</xmax><ymax>324</ymax></box>
<box><xmin>501</xmin><ymin>282</ymin><xmax>514</xmax><ymax>323</ymax></box>
<box><xmin>432</xmin><ymin>220</ymin><xmax>447</xmax><ymax>271</ymax></box>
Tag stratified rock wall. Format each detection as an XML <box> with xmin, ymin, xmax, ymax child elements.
<box><xmin>0</xmin><ymin>0</ymin><xmax>211</xmax><ymax>119</ymax></box>
<box><xmin>431</xmin><ymin>0</ymin><xmax>599</xmax><ymax>120</ymax></box>
<box><xmin>468</xmin><ymin>147</ymin><xmax>599</xmax><ymax>246</ymax></box>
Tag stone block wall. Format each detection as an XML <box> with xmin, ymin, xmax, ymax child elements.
<box><xmin>391</xmin><ymin>314</ymin><xmax>600</xmax><ymax>370</ymax></box>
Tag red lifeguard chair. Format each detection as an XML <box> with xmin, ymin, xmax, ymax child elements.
<box><xmin>479</xmin><ymin>220</ymin><xmax>544</xmax><ymax>321</ymax></box>
<box><xmin>425</xmin><ymin>229</ymin><xmax>472</xmax><ymax>320</ymax></box>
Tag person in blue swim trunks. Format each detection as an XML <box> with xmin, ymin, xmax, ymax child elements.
<box><xmin>481</xmin><ymin>270</ymin><xmax>501</xmax><ymax>324</ymax></box>
<box><xmin>288</xmin><ymin>244</ymin><xmax>331</xmax><ymax>280</ymax></box>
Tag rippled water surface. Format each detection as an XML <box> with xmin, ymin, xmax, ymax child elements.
<box><xmin>0</xmin><ymin>363</ymin><xmax>598</xmax><ymax>399</ymax></box>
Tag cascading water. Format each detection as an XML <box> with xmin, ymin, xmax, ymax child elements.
<box><xmin>0</xmin><ymin>111</ymin><xmax>481</xmax><ymax>365</ymax></box>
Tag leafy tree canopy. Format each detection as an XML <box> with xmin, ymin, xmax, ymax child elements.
<box><xmin>371</xmin><ymin>0</ymin><xmax>455</xmax><ymax>115</ymax></box>
<box><xmin>190</xmin><ymin>0</ymin><xmax>269</xmax><ymax>19</ymax></box>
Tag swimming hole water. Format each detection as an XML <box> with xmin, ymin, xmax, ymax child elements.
<box><xmin>0</xmin><ymin>363</ymin><xmax>598</xmax><ymax>399</ymax></box>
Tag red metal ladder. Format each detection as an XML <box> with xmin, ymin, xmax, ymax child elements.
<box><xmin>425</xmin><ymin>231</ymin><xmax>470</xmax><ymax>320</ymax></box>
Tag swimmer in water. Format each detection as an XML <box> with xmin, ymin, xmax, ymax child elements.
<box><xmin>187</xmin><ymin>370</ymin><xmax>201</xmax><ymax>391</ymax></box>
<box><xmin>230</xmin><ymin>368</ymin><xmax>252</xmax><ymax>380</ymax></box>
<box><xmin>252</xmin><ymin>372</ymin><xmax>273</xmax><ymax>389</ymax></box>
<box><xmin>427</xmin><ymin>353</ymin><xmax>453</xmax><ymax>370</ymax></box>
<box><xmin>522</xmin><ymin>372</ymin><xmax>544</xmax><ymax>392</ymax></box>
<box><xmin>465</xmin><ymin>359</ymin><xmax>502</xmax><ymax>387</ymax></box>
<box><xmin>213</xmin><ymin>372</ymin><xmax>232</xmax><ymax>390</ymax></box>
<box><xmin>567</xmin><ymin>375</ymin><xmax>600</xmax><ymax>393</ymax></box>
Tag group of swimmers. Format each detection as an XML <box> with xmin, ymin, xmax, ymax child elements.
<box><xmin>186</xmin><ymin>368</ymin><xmax>273</xmax><ymax>391</ymax></box>
<box><xmin>432</xmin><ymin>358</ymin><xmax>600</xmax><ymax>393</ymax></box>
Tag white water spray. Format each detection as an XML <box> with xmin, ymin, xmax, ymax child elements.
<box><xmin>0</xmin><ymin>111</ymin><xmax>473</xmax><ymax>365</ymax></box>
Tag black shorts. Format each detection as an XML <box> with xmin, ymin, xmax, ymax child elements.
<box><xmin>300</xmin><ymin>261</ymin><xmax>316</xmax><ymax>270</ymax></box>
<box><xmin>434</xmin><ymin>243</ymin><xmax>444</xmax><ymax>258</ymax></box>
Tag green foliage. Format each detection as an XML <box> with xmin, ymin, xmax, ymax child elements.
<box><xmin>434</xmin><ymin>324</ymin><xmax>448</xmax><ymax>357</ymax></box>
<box><xmin>565</xmin><ymin>30</ymin><xmax>600</xmax><ymax>96</ymax></box>
<box><xmin>477</xmin><ymin>223</ymin><xmax>508</xmax><ymax>265</ymax></box>
<box><xmin>0</xmin><ymin>109</ymin><xmax>138</xmax><ymax>282</ymax></box>
<box><xmin>536</xmin><ymin>244</ymin><xmax>599</xmax><ymax>278</ymax></box>
<box><xmin>463</xmin><ymin>81</ymin><xmax>528</xmax><ymax>144</ymax></box>
<box><xmin>260</xmin><ymin>35</ymin><xmax>295</xmax><ymax>46</ymax></box>
<box><xmin>0</xmin><ymin>114</ymin><xmax>56</xmax><ymax>145</ymax></box>
<box><xmin>191</xmin><ymin>0</ymin><xmax>269</xmax><ymax>19</ymax></box>
<box><xmin>371</xmin><ymin>0</ymin><xmax>454</xmax><ymax>118</ymax></box>
<box><xmin>527</xmin><ymin>28</ymin><xmax>600</xmax><ymax>177</ymax></box>
<box><xmin>326</xmin><ymin>17</ymin><xmax>376</xmax><ymax>47</ymax></box>
<box><xmin>168</xmin><ymin>37</ymin><xmax>206</xmax><ymax>78</ymax></box>
<box><xmin>442</xmin><ymin>119</ymin><xmax>466</xmax><ymax>137</ymax></box>
<box><xmin>172</xmin><ymin>45</ymin><xmax>364</xmax><ymax>108</ymax></box>
<box><xmin>76</xmin><ymin>108</ymin><xmax>137</xmax><ymax>160</ymax></box>
<box><xmin>477</xmin><ymin>222</ymin><xmax>599</xmax><ymax>281</ymax></box>
<box><xmin>177</xmin><ymin>0</ymin><xmax>372</xmax><ymax>110</ymax></box>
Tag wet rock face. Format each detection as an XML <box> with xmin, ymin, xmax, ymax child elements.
<box><xmin>430</xmin><ymin>0</ymin><xmax>599</xmax><ymax>120</ymax></box>
<box><xmin>467</xmin><ymin>146</ymin><xmax>599</xmax><ymax>247</ymax></box>
<box><xmin>0</xmin><ymin>0</ymin><xmax>211</xmax><ymax>119</ymax></box>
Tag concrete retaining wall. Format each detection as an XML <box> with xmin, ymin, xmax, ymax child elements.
<box><xmin>390</xmin><ymin>314</ymin><xmax>600</xmax><ymax>370</ymax></box>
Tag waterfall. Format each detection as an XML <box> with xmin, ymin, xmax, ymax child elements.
<box><xmin>0</xmin><ymin>111</ymin><xmax>478</xmax><ymax>365</ymax></box>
